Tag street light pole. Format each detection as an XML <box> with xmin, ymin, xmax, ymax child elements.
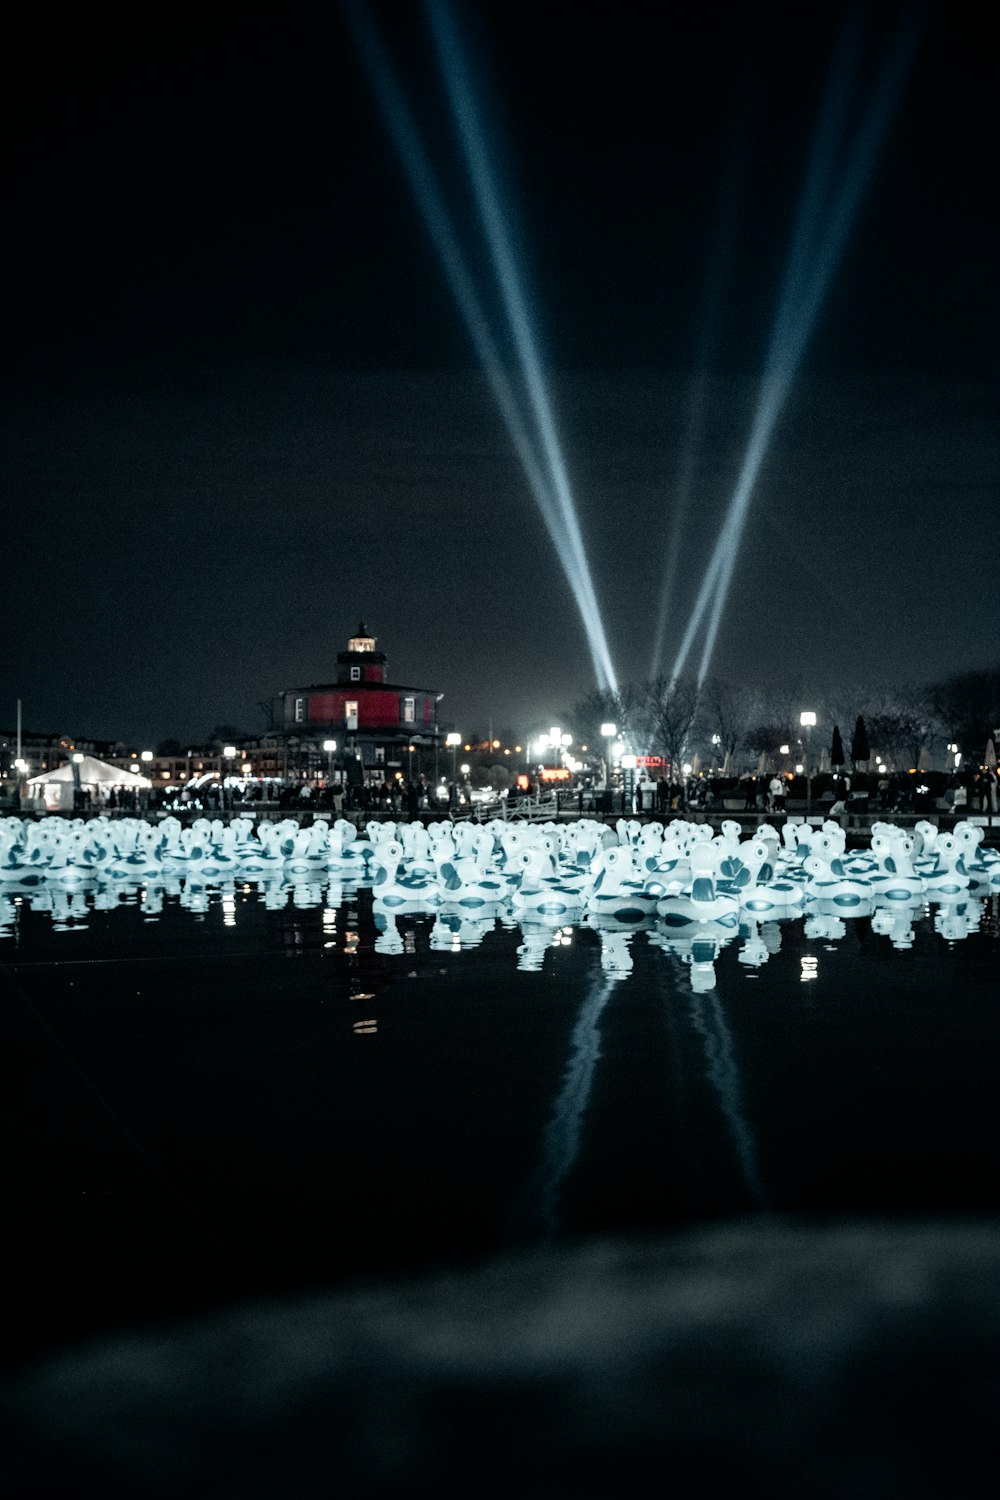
<box><xmin>800</xmin><ymin>711</ymin><xmax>816</xmax><ymax>821</ymax></box>
<box><xmin>222</xmin><ymin>745</ymin><xmax>236</xmax><ymax>810</ymax></box>
<box><xmin>323</xmin><ymin>739</ymin><xmax>338</xmax><ymax>791</ymax></box>
<box><xmin>446</xmin><ymin>731</ymin><xmax>461</xmax><ymax>783</ymax></box>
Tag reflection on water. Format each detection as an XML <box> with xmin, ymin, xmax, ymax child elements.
<box><xmin>8</xmin><ymin>874</ymin><xmax>992</xmax><ymax>1240</ymax></box>
<box><xmin>3</xmin><ymin>858</ymin><xmax>999</xmax><ymax>1358</ymax></box>
<box><xmin>686</xmin><ymin>988</ymin><xmax>769</xmax><ymax>1208</ymax></box>
<box><xmin>509</xmin><ymin>970</ymin><xmax>619</xmax><ymax>1242</ymax></box>
<box><xmin>1</xmin><ymin>876</ymin><xmax>994</xmax><ymax>977</ymax></box>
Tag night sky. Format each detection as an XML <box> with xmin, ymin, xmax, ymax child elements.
<box><xmin>4</xmin><ymin>1</ymin><xmax>996</xmax><ymax>745</ymax></box>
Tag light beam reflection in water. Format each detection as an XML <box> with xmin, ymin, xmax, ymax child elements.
<box><xmin>508</xmin><ymin>969</ymin><xmax>619</xmax><ymax>1243</ymax></box>
<box><xmin>3</xmin><ymin>872</ymin><xmax>999</xmax><ymax>1371</ymax></box>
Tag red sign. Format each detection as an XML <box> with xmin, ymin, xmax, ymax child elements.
<box><xmin>636</xmin><ymin>756</ymin><xmax>665</xmax><ymax>767</ymax></box>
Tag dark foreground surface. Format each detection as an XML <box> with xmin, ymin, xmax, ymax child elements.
<box><xmin>2</xmin><ymin>881</ymin><xmax>999</xmax><ymax>1493</ymax></box>
<box><xmin>3</xmin><ymin>1221</ymin><xmax>1000</xmax><ymax>1498</ymax></box>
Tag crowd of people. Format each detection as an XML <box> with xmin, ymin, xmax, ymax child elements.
<box><xmin>13</xmin><ymin>764</ymin><xmax>999</xmax><ymax>823</ymax></box>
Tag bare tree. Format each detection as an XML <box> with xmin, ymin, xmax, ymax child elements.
<box><xmin>864</xmin><ymin>685</ymin><xmax>940</xmax><ymax>770</ymax></box>
<box><xmin>743</xmin><ymin>721</ymin><xmax>793</xmax><ymax>772</ymax></box>
<box><xmin>930</xmin><ymin>664</ymin><xmax>1000</xmax><ymax>757</ymax></box>
<box><xmin>645</xmin><ymin>676</ymin><xmax>700</xmax><ymax>774</ymax></box>
<box><xmin>701</xmin><ymin>677</ymin><xmax>758</xmax><ymax>772</ymax></box>
<box><xmin>569</xmin><ymin>684</ymin><xmax>646</xmax><ymax>752</ymax></box>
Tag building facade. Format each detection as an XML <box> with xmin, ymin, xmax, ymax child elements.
<box><xmin>278</xmin><ymin>624</ymin><xmax>442</xmax><ymax>782</ymax></box>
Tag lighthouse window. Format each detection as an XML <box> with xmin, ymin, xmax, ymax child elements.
<box><xmin>294</xmin><ymin>697</ymin><xmax>305</xmax><ymax>723</ymax></box>
<box><xmin>403</xmin><ymin>697</ymin><xmax>415</xmax><ymax>723</ymax></box>
<box><xmin>350</xmin><ymin>666</ymin><xmax>360</xmax><ymax>681</ymax></box>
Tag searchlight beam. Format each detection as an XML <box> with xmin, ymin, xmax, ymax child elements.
<box><xmin>344</xmin><ymin>0</ymin><xmax>617</xmax><ymax>690</ymax></box>
<box><xmin>671</xmin><ymin>9</ymin><xmax>922</xmax><ymax>685</ymax></box>
<box><xmin>427</xmin><ymin>0</ymin><xmax>617</xmax><ymax>692</ymax></box>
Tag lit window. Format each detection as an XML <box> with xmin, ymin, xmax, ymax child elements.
<box><xmin>346</xmin><ymin>700</ymin><xmax>358</xmax><ymax>729</ymax></box>
<box><xmin>294</xmin><ymin>697</ymin><xmax>305</xmax><ymax>723</ymax></box>
<box><xmin>403</xmin><ymin>697</ymin><xmax>415</xmax><ymax>723</ymax></box>
<box><xmin>350</xmin><ymin>666</ymin><xmax>360</xmax><ymax>681</ymax></box>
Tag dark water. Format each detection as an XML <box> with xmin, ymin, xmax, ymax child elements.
<box><xmin>2</xmin><ymin>882</ymin><xmax>998</xmax><ymax>1365</ymax></box>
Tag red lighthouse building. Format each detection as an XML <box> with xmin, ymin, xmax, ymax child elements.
<box><xmin>280</xmin><ymin>624</ymin><xmax>442</xmax><ymax>781</ymax></box>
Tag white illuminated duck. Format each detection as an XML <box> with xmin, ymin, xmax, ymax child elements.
<box><xmin>234</xmin><ymin>823</ymin><xmax>284</xmax><ymax>875</ymax></box>
<box><xmin>436</xmin><ymin>854</ymin><xmax>507</xmax><ymax>910</ymax></box>
<box><xmin>953</xmin><ymin>823</ymin><xmax>1000</xmax><ymax>888</ymax></box>
<box><xmin>801</xmin><ymin>854</ymin><xmax>872</xmax><ymax>908</ymax></box>
<box><xmin>371</xmin><ymin>840</ymin><xmax>442</xmax><ymax>911</ymax></box>
<box><xmin>586</xmin><ymin>846</ymin><xmax>657</xmax><ymax>921</ymax></box>
<box><xmin>44</xmin><ymin>829</ymin><xmax>104</xmax><ymax>886</ymax></box>
<box><xmin>868</xmin><ymin>832</ymin><xmax>924</xmax><ymax>903</ymax></box>
<box><xmin>917</xmin><ymin>833</ymin><xmax>970</xmax><ymax>895</ymax></box>
<box><xmin>656</xmin><ymin>843</ymin><xmax>741</xmax><ymax>927</ymax></box>
<box><xmin>512</xmin><ymin>847</ymin><xmax>583</xmax><ymax>917</ymax></box>
<box><xmin>0</xmin><ymin>824</ymin><xmax>50</xmax><ymax>886</ymax></box>
<box><xmin>281</xmin><ymin>825</ymin><xmax>330</xmax><ymax>877</ymax></box>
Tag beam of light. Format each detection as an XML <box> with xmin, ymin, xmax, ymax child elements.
<box><xmin>506</xmin><ymin>970</ymin><xmax>618</xmax><ymax>1243</ymax></box>
<box><xmin>648</xmin><ymin>83</ymin><xmax>754</xmax><ymax>682</ymax></box>
<box><xmin>670</xmin><ymin>7</ymin><xmax>923</xmax><ymax>686</ymax></box>
<box><xmin>687</xmin><ymin>986</ymin><xmax>769</xmax><ymax>1209</ymax></box>
<box><xmin>427</xmin><ymin>0</ymin><xmax>617</xmax><ymax>692</ymax></box>
<box><xmin>342</xmin><ymin>0</ymin><xmax>617</xmax><ymax>690</ymax></box>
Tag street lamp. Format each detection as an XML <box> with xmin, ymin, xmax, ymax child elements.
<box><xmin>323</xmin><ymin>738</ymin><xmax>337</xmax><ymax>786</ymax></box>
<box><xmin>446</xmin><ymin>731</ymin><xmax>461</xmax><ymax>780</ymax></box>
<box><xmin>800</xmin><ymin>711</ymin><xmax>816</xmax><ymax>820</ymax></box>
<box><xmin>602</xmin><ymin>723</ymin><xmax>617</xmax><ymax>792</ymax></box>
<box><xmin>221</xmin><ymin>745</ymin><xmax>236</xmax><ymax>809</ymax></box>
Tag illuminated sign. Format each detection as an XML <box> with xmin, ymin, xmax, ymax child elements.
<box><xmin>636</xmin><ymin>756</ymin><xmax>665</xmax><ymax>767</ymax></box>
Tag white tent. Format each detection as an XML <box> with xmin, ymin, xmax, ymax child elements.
<box><xmin>26</xmin><ymin>755</ymin><xmax>151</xmax><ymax>810</ymax></box>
